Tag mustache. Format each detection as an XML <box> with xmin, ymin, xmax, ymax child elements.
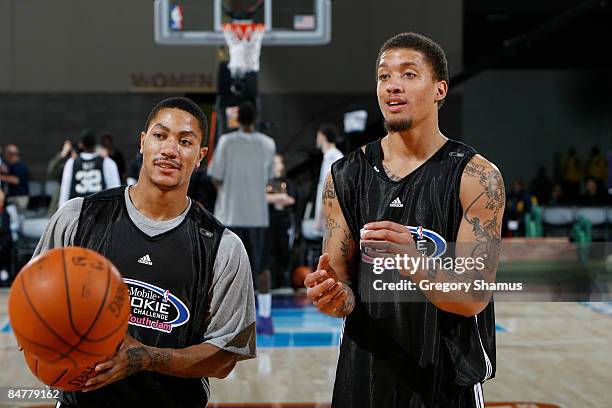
<box><xmin>153</xmin><ymin>157</ymin><xmax>181</xmax><ymax>168</ymax></box>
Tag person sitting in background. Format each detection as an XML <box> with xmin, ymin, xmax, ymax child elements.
<box><xmin>0</xmin><ymin>144</ymin><xmax>30</xmax><ymax>211</ymax></box>
<box><xmin>46</xmin><ymin>140</ymin><xmax>75</xmax><ymax>216</ymax></box>
<box><xmin>580</xmin><ymin>177</ymin><xmax>607</xmax><ymax>206</ymax></box>
<box><xmin>504</xmin><ymin>179</ymin><xmax>531</xmax><ymax>236</ymax></box>
<box><xmin>59</xmin><ymin>130</ymin><xmax>121</xmax><ymax>207</ymax></box>
<box><xmin>529</xmin><ymin>166</ymin><xmax>553</xmax><ymax>205</ymax></box>
<box><xmin>585</xmin><ymin>145</ymin><xmax>608</xmax><ymax>186</ymax></box>
<box><xmin>0</xmin><ymin>189</ymin><xmax>12</xmax><ymax>286</ymax></box>
<box><xmin>549</xmin><ymin>183</ymin><xmax>567</xmax><ymax>206</ymax></box>
<box><xmin>561</xmin><ymin>146</ymin><xmax>581</xmax><ymax>203</ymax></box>
<box><xmin>266</xmin><ymin>154</ymin><xmax>297</xmax><ymax>289</ymax></box>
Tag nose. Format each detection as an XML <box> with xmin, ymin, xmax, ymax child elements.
<box><xmin>160</xmin><ymin>138</ymin><xmax>179</xmax><ymax>157</ymax></box>
<box><xmin>386</xmin><ymin>75</ymin><xmax>403</xmax><ymax>93</ymax></box>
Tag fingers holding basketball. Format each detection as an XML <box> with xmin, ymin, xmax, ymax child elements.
<box><xmin>83</xmin><ymin>335</ymin><xmax>149</xmax><ymax>392</ymax></box>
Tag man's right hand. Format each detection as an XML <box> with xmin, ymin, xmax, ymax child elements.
<box><xmin>304</xmin><ymin>254</ymin><xmax>354</xmax><ymax>317</ymax></box>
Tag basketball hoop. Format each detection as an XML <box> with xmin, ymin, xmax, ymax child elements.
<box><xmin>223</xmin><ymin>22</ymin><xmax>265</xmax><ymax>78</ymax></box>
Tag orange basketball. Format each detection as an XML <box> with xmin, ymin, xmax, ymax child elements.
<box><xmin>8</xmin><ymin>247</ymin><xmax>130</xmax><ymax>369</ymax></box>
<box><xmin>292</xmin><ymin>265</ymin><xmax>312</xmax><ymax>289</ymax></box>
<box><xmin>23</xmin><ymin>349</ymin><xmax>112</xmax><ymax>391</ymax></box>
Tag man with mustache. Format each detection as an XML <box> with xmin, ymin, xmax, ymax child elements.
<box><xmin>305</xmin><ymin>33</ymin><xmax>504</xmax><ymax>407</ymax></box>
<box><xmin>34</xmin><ymin>97</ymin><xmax>256</xmax><ymax>407</ymax></box>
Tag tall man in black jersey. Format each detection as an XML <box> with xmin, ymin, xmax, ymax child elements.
<box><xmin>305</xmin><ymin>33</ymin><xmax>505</xmax><ymax>407</ymax></box>
<box><xmin>35</xmin><ymin>97</ymin><xmax>256</xmax><ymax>407</ymax></box>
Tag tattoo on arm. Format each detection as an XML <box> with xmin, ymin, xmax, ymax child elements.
<box><xmin>126</xmin><ymin>347</ymin><xmax>152</xmax><ymax>376</ymax></box>
<box><xmin>148</xmin><ymin>349</ymin><xmax>172</xmax><ymax>373</ymax></box>
<box><xmin>463</xmin><ymin>162</ymin><xmax>505</xmax><ymax>279</ymax></box>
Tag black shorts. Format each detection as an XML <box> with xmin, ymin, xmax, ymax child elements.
<box><xmin>229</xmin><ymin>227</ymin><xmax>268</xmax><ymax>277</ymax></box>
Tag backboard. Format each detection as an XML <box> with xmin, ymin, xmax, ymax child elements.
<box><xmin>154</xmin><ymin>0</ymin><xmax>331</xmax><ymax>46</ymax></box>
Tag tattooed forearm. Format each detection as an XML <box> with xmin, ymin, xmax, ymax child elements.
<box><xmin>323</xmin><ymin>217</ymin><xmax>340</xmax><ymax>250</ymax></box>
<box><xmin>340</xmin><ymin>229</ymin><xmax>354</xmax><ymax>265</ymax></box>
<box><xmin>383</xmin><ymin>164</ymin><xmax>403</xmax><ymax>182</ymax></box>
<box><xmin>147</xmin><ymin>348</ymin><xmax>172</xmax><ymax>373</ymax></box>
<box><xmin>126</xmin><ymin>347</ymin><xmax>152</xmax><ymax>376</ymax></box>
<box><xmin>331</xmin><ymin>285</ymin><xmax>355</xmax><ymax>317</ymax></box>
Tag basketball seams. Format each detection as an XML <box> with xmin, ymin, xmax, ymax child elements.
<box><xmin>50</xmin><ymin>254</ymin><xmax>114</xmax><ymax>364</ymax></box>
<box><xmin>61</xmin><ymin>248</ymin><xmax>81</xmax><ymax>338</ymax></box>
<box><xmin>18</xmin><ymin>267</ymin><xmax>80</xmax><ymax>350</ymax></box>
<box><xmin>13</xmin><ymin>327</ymin><xmax>81</xmax><ymax>368</ymax></box>
<box><xmin>48</xmin><ymin>368</ymin><xmax>69</xmax><ymax>387</ymax></box>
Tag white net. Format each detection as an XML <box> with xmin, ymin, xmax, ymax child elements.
<box><xmin>223</xmin><ymin>25</ymin><xmax>264</xmax><ymax>78</ymax></box>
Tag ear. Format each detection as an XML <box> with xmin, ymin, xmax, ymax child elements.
<box><xmin>139</xmin><ymin>131</ymin><xmax>146</xmax><ymax>154</ymax></box>
<box><xmin>434</xmin><ymin>80</ymin><xmax>448</xmax><ymax>103</ymax></box>
<box><xmin>195</xmin><ymin>147</ymin><xmax>208</xmax><ymax>168</ymax></box>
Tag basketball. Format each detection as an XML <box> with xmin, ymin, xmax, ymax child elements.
<box><xmin>292</xmin><ymin>265</ymin><xmax>312</xmax><ymax>289</ymax></box>
<box><xmin>23</xmin><ymin>349</ymin><xmax>112</xmax><ymax>391</ymax></box>
<box><xmin>8</xmin><ymin>247</ymin><xmax>130</xmax><ymax>369</ymax></box>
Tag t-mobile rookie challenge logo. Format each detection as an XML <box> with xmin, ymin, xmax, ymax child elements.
<box><xmin>361</xmin><ymin>225</ymin><xmax>447</xmax><ymax>265</ymax></box>
<box><xmin>124</xmin><ymin>278</ymin><xmax>190</xmax><ymax>333</ymax></box>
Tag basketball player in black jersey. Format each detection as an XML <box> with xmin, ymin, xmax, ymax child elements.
<box><xmin>35</xmin><ymin>97</ymin><xmax>256</xmax><ymax>407</ymax></box>
<box><xmin>305</xmin><ymin>33</ymin><xmax>505</xmax><ymax>407</ymax></box>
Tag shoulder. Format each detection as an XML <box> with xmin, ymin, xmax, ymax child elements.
<box><xmin>257</xmin><ymin>133</ymin><xmax>276</xmax><ymax>149</ymax></box>
<box><xmin>214</xmin><ymin>229</ymin><xmax>248</xmax><ymax>271</ymax></box>
<box><xmin>460</xmin><ymin>154</ymin><xmax>505</xmax><ymax>201</ymax></box>
<box><xmin>58</xmin><ymin>197</ymin><xmax>85</xmax><ymax>217</ymax></box>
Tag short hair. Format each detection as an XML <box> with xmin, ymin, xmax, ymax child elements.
<box><xmin>238</xmin><ymin>102</ymin><xmax>257</xmax><ymax>127</ymax></box>
<box><xmin>145</xmin><ymin>97</ymin><xmax>208</xmax><ymax>146</ymax></box>
<box><xmin>81</xmin><ymin>130</ymin><xmax>96</xmax><ymax>150</ymax></box>
<box><xmin>317</xmin><ymin>124</ymin><xmax>339</xmax><ymax>144</ymax></box>
<box><xmin>376</xmin><ymin>32</ymin><xmax>449</xmax><ymax>106</ymax></box>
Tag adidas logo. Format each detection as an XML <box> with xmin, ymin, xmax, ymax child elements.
<box><xmin>390</xmin><ymin>197</ymin><xmax>403</xmax><ymax>208</ymax></box>
<box><xmin>138</xmin><ymin>254</ymin><xmax>153</xmax><ymax>266</ymax></box>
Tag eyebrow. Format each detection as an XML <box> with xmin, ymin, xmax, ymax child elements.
<box><xmin>151</xmin><ymin>123</ymin><xmax>196</xmax><ymax>137</ymax></box>
<box><xmin>378</xmin><ymin>61</ymin><xmax>419</xmax><ymax>69</ymax></box>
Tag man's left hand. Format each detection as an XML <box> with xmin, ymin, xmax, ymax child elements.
<box><xmin>82</xmin><ymin>335</ymin><xmax>151</xmax><ymax>392</ymax></box>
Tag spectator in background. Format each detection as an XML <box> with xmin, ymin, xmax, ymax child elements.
<box><xmin>0</xmin><ymin>189</ymin><xmax>12</xmax><ymax>286</ymax></box>
<box><xmin>549</xmin><ymin>183</ymin><xmax>567</xmax><ymax>206</ymax></box>
<box><xmin>529</xmin><ymin>166</ymin><xmax>553</xmax><ymax>205</ymax></box>
<box><xmin>0</xmin><ymin>144</ymin><xmax>30</xmax><ymax>210</ymax></box>
<box><xmin>126</xmin><ymin>152</ymin><xmax>143</xmax><ymax>186</ymax></box>
<box><xmin>581</xmin><ymin>177</ymin><xmax>607</xmax><ymax>206</ymax></box>
<box><xmin>59</xmin><ymin>130</ymin><xmax>121</xmax><ymax>207</ymax></box>
<box><xmin>313</xmin><ymin>124</ymin><xmax>343</xmax><ymax>233</ymax></box>
<box><xmin>561</xmin><ymin>146</ymin><xmax>581</xmax><ymax>203</ymax></box>
<box><xmin>505</xmin><ymin>179</ymin><xmax>531</xmax><ymax>235</ymax></box>
<box><xmin>266</xmin><ymin>154</ymin><xmax>297</xmax><ymax>289</ymax></box>
<box><xmin>46</xmin><ymin>140</ymin><xmax>75</xmax><ymax>216</ymax></box>
<box><xmin>585</xmin><ymin>145</ymin><xmax>608</xmax><ymax>185</ymax></box>
<box><xmin>208</xmin><ymin>101</ymin><xmax>276</xmax><ymax>334</ymax></box>
<box><xmin>101</xmin><ymin>134</ymin><xmax>127</xmax><ymax>183</ymax></box>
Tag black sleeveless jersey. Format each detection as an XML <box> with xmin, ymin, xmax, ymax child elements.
<box><xmin>331</xmin><ymin>139</ymin><xmax>496</xmax><ymax>408</ymax></box>
<box><xmin>69</xmin><ymin>156</ymin><xmax>107</xmax><ymax>200</ymax></box>
<box><xmin>62</xmin><ymin>187</ymin><xmax>225</xmax><ymax>408</ymax></box>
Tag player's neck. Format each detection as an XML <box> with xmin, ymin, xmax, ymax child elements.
<box><xmin>129</xmin><ymin>182</ymin><xmax>189</xmax><ymax>221</ymax></box>
<box><xmin>385</xmin><ymin>122</ymin><xmax>446</xmax><ymax>161</ymax></box>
